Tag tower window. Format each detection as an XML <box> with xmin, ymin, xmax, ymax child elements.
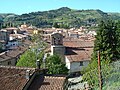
<box><xmin>80</xmin><ymin>61</ymin><xmax>83</xmax><ymax>66</ymax></box>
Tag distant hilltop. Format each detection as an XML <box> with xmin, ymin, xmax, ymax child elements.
<box><xmin>0</xmin><ymin>7</ymin><xmax>120</xmax><ymax>28</ymax></box>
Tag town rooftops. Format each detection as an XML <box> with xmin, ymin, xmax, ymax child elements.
<box><xmin>0</xmin><ymin>66</ymin><xmax>35</xmax><ymax>90</ymax></box>
<box><xmin>28</xmin><ymin>75</ymin><xmax>66</xmax><ymax>90</ymax></box>
<box><xmin>0</xmin><ymin>46</ymin><xmax>27</xmax><ymax>62</ymax></box>
<box><xmin>0</xmin><ymin>66</ymin><xmax>66</xmax><ymax>90</ymax></box>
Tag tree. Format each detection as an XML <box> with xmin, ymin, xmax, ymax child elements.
<box><xmin>94</xmin><ymin>20</ymin><xmax>120</xmax><ymax>61</ymax></box>
<box><xmin>102</xmin><ymin>61</ymin><xmax>120</xmax><ymax>90</ymax></box>
<box><xmin>16</xmin><ymin>49</ymin><xmax>44</xmax><ymax>68</ymax></box>
<box><xmin>46</xmin><ymin>54</ymin><xmax>68</xmax><ymax>74</ymax></box>
<box><xmin>82</xmin><ymin>20</ymin><xmax>120</xmax><ymax>89</ymax></box>
<box><xmin>17</xmin><ymin>33</ymin><xmax>46</xmax><ymax>68</ymax></box>
<box><xmin>53</xmin><ymin>22</ymin><xmax>60</xmax><ymax>28</ymax></box>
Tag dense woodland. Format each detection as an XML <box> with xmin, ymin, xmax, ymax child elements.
<box><xmin>0</xmin><ymin>7</ymin><xmax>120</xmax><ymax>28</ymax></box>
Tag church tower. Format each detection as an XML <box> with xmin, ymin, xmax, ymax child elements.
<box><xmin>51</xmin><ymin>32</ymin><xmax>65</xmax><ymax>62</ymax></box>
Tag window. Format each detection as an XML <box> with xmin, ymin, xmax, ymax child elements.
<box><xmin>13</xmin><ymin>44</ymin><xmax>15</xmax><ymax>46</ymax></box>
<box><xmin>8</xmin><ymin>61</ymin><xmax>11</xmax><ymax>65</ymax></box>
<box><xmin>80</xmin><ymin>61</ymin><xmax>83</xmax><ymax>66</ymax></box>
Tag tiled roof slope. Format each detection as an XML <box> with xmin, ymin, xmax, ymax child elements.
<box><xmin>0</xmin><ymin>46</ymin><xmax>27</xmax><ymax>62</ymax></box>
<box><xmin>64</xmin><ymin>38</ymin><xmax>93</xmax><ymax>62</ymax></box>
<box><xmin>63</xmin><ymin>38</ymin><xmax>94</xmax><ymax>48</ymax></box>
<box><xmin>28</xmin><ymin>75</ymin><xmax>66</xmax><ymax>90</ymax></box>
<box><xmin>65</xmin><ymin>48</ymin><xmax>93</xmax><ymax>62</ymax></box>
<box><xmin>0</xmin><ymin>66</ymin><xmax>35</xmax><ymax>90</ymax></box>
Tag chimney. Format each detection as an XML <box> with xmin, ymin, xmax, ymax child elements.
<box><xmin>26</xmin><ymin>70</ymin><xmax>30</xmax><ymax>80</ymax></box>
<box><xmin>36</xmin><ymin>60</ymin><xmax>40</xmax><ymax>69</ymax></box>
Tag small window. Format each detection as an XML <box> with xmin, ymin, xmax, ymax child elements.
<box><xmin>80</xmin><ymin>61</ymin><xmax>83</xmax><ymax>66</ymax></box>
<box><xmin>8</xmin><ymin>61</ymin><xmax>11</xmax><ymax>65</ymax></box>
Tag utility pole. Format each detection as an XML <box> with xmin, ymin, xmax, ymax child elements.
<box><xmin>98</xmin><ymin>51</ymin><xmax>102</xmax><ymax>90</ymax></box>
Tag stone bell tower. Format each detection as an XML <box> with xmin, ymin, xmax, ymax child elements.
<box><xmin>51</xmin><ymin>32</ymin><xmax>65</xmax><ymax>62</ymax></box>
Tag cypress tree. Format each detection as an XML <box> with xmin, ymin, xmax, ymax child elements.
<box><xmin>94</xmin><ymin>20</ymin><xmax>120</xmax><ymax>61</ymax></box>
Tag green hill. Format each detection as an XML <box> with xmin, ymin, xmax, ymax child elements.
<box><xmin>0</xmin><ymin>7</ymin><xmax>120</xmax><ymax>28</ymax></box>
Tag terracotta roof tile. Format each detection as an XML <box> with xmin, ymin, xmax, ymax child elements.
<box><xmin>63</xmin><ymin>38</ymin><xmax>94</xmax><ymax>48</ymax></box>
<box><xmin>63</xmin><ymin>38</ymin><xmax>94</xmax><ymax>62</ymax></box>
<box><xmin>65</xmin><ymin>48</ymin><xmax>93</xmax><ymax>62</ymax></box>
<box><xmin>28</xmin><ymin>75</ymin><xmax>66</xmax><ymax>90</ymax></box>
<box><xmin>40</xmin><ymin>76</ymin><xmax>65</xmax><ymax>90</ymax></box>
<box><xmin>0</xmin><ymin>66</ymin><xmax>35</xmax><ymax>90</ymax></box>
<box><xmin>0</xmin><ymin>46</ymin><xmax>27</xmax><ymax>62</ymax></box>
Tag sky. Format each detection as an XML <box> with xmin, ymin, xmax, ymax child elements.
<box><xmin>0</xmin><ymin>0</ymin><xmax>119</xmax><ymax>15</ymax></box>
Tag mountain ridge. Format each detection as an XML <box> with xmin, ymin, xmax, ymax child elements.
<box><xmin>0</xmin><ymin>7</ymin><xmax>120</xmax><ymax>28</ymax></box>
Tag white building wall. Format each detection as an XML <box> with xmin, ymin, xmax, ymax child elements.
<box><xmin>65</xmin><ymin>57</ymin><xmax>90</xmax><ymax>73</ymax></box>
<box><xmin>65</xmin><ymin>56</ymin><xmax>70</xmax><ymax>69</ymax></box>
<box><xmin>70</xmin><ymin>61</ymin><xmax>89</xmax><ymax>73</ymax></box>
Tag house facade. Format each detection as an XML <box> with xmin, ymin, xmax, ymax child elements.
<box><xmin>50</xmin><ymin>33</ymin><xmax>94</xmax><ymax>73</ymax></box>
<box><xmin>65</xmin><ymin>56</ymin><xmax>90</xmax><ymax>73</ymax></box>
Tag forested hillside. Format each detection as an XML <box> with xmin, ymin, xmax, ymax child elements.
<box><xmin>0</xmin><ymin>7</ymin><xmax>120</xmax><ymax>28</ymax></box>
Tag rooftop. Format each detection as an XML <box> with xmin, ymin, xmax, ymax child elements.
<box><xmin>63</xmin><ymin>38</ymin><xmax>94</xmax><ymax>48</ymax></box>
<box><xmin>0</xmin><ymin>66</ymin><xmax>35</xmax><ymax>90</ymax></box>
<box><xmin>0</xmin><ymin>46</ymin><xmax>27</xmax><ymax>62</ymax></box>
<box><xmin>65</xmin><ymin>48</ymin><xmax>93</xmax><ymax>62</ymax></box>
<box><xmin>28</xmin><ymin>75</ymin><xmax>66</xmax><ymax>90</ymax></box>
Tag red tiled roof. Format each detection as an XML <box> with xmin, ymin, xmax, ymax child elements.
<box><xmin>40</xmin><ymin>76</ymin><xmax>65</xmax><ymax>90</ymax></box>
<box><xmin>28</xmin><ymin>75</ymin><xmax>66</xmax><ymax>90</ymax></box>
<box><xmin>0</xmin><ymin>66</ymin><xmax>35</xmax><ymax>90</ymax></box>
<box><xmin>0</xmin><ymin>46</ymin><xmax>28</xmax><ymax>62</ymax></box>
<box><xmin>63</xmin><ymin>38</ymin><xmax>94</xmax><ymax>48</ymax></box>
<box><xmin>65</xmin><ymin>48</ymin><xmax>93</xmax><ymax>62</ymax></box>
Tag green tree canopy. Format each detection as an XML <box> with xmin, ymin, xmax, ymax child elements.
<box><xmin>53</xmin><ymin>22</ymin><xmax>60</xmax><ymax>28</ymax></box>
<box><xmin>82</xmin><ymin>20</ymin><xmax>120</xmax><ymax>89</ymax></box>
<box><xmin>16</xmin><ymin>49</ymin><xmax>44</xmax><ymax>68</ymax></box>
<box><xmin>46</xmin><ymin>54</ymin><xmax>68</xmax><ymax>75</ymax></box>
<box><xmin>17</xmin><ymin>33</ymin><xmax>47</xmax><ymax>68</ymax></box>
<box><xmin>94</xmin><ymin>20</ymin><xmax>120</xmax><ymax>61</ymax></box>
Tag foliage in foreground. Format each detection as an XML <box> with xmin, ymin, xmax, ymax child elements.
<box><xmin>82</xmin><ymin>20</ymin><xmax>120</xmax><ymax>90</ymax></box>
<box><xmin>16</xmin><ymin>49</ymin><xmax>44</xmax><ymax>68</ymax></box>
<box><xmin>46</xmin><ymin>54</ymin><xmax>68</xmax><ymax>75</ymax></box>
<box><xmin>83</xmin><ymin>60</ymin><xmax>120</xmax><ymax>90</ymax></box>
